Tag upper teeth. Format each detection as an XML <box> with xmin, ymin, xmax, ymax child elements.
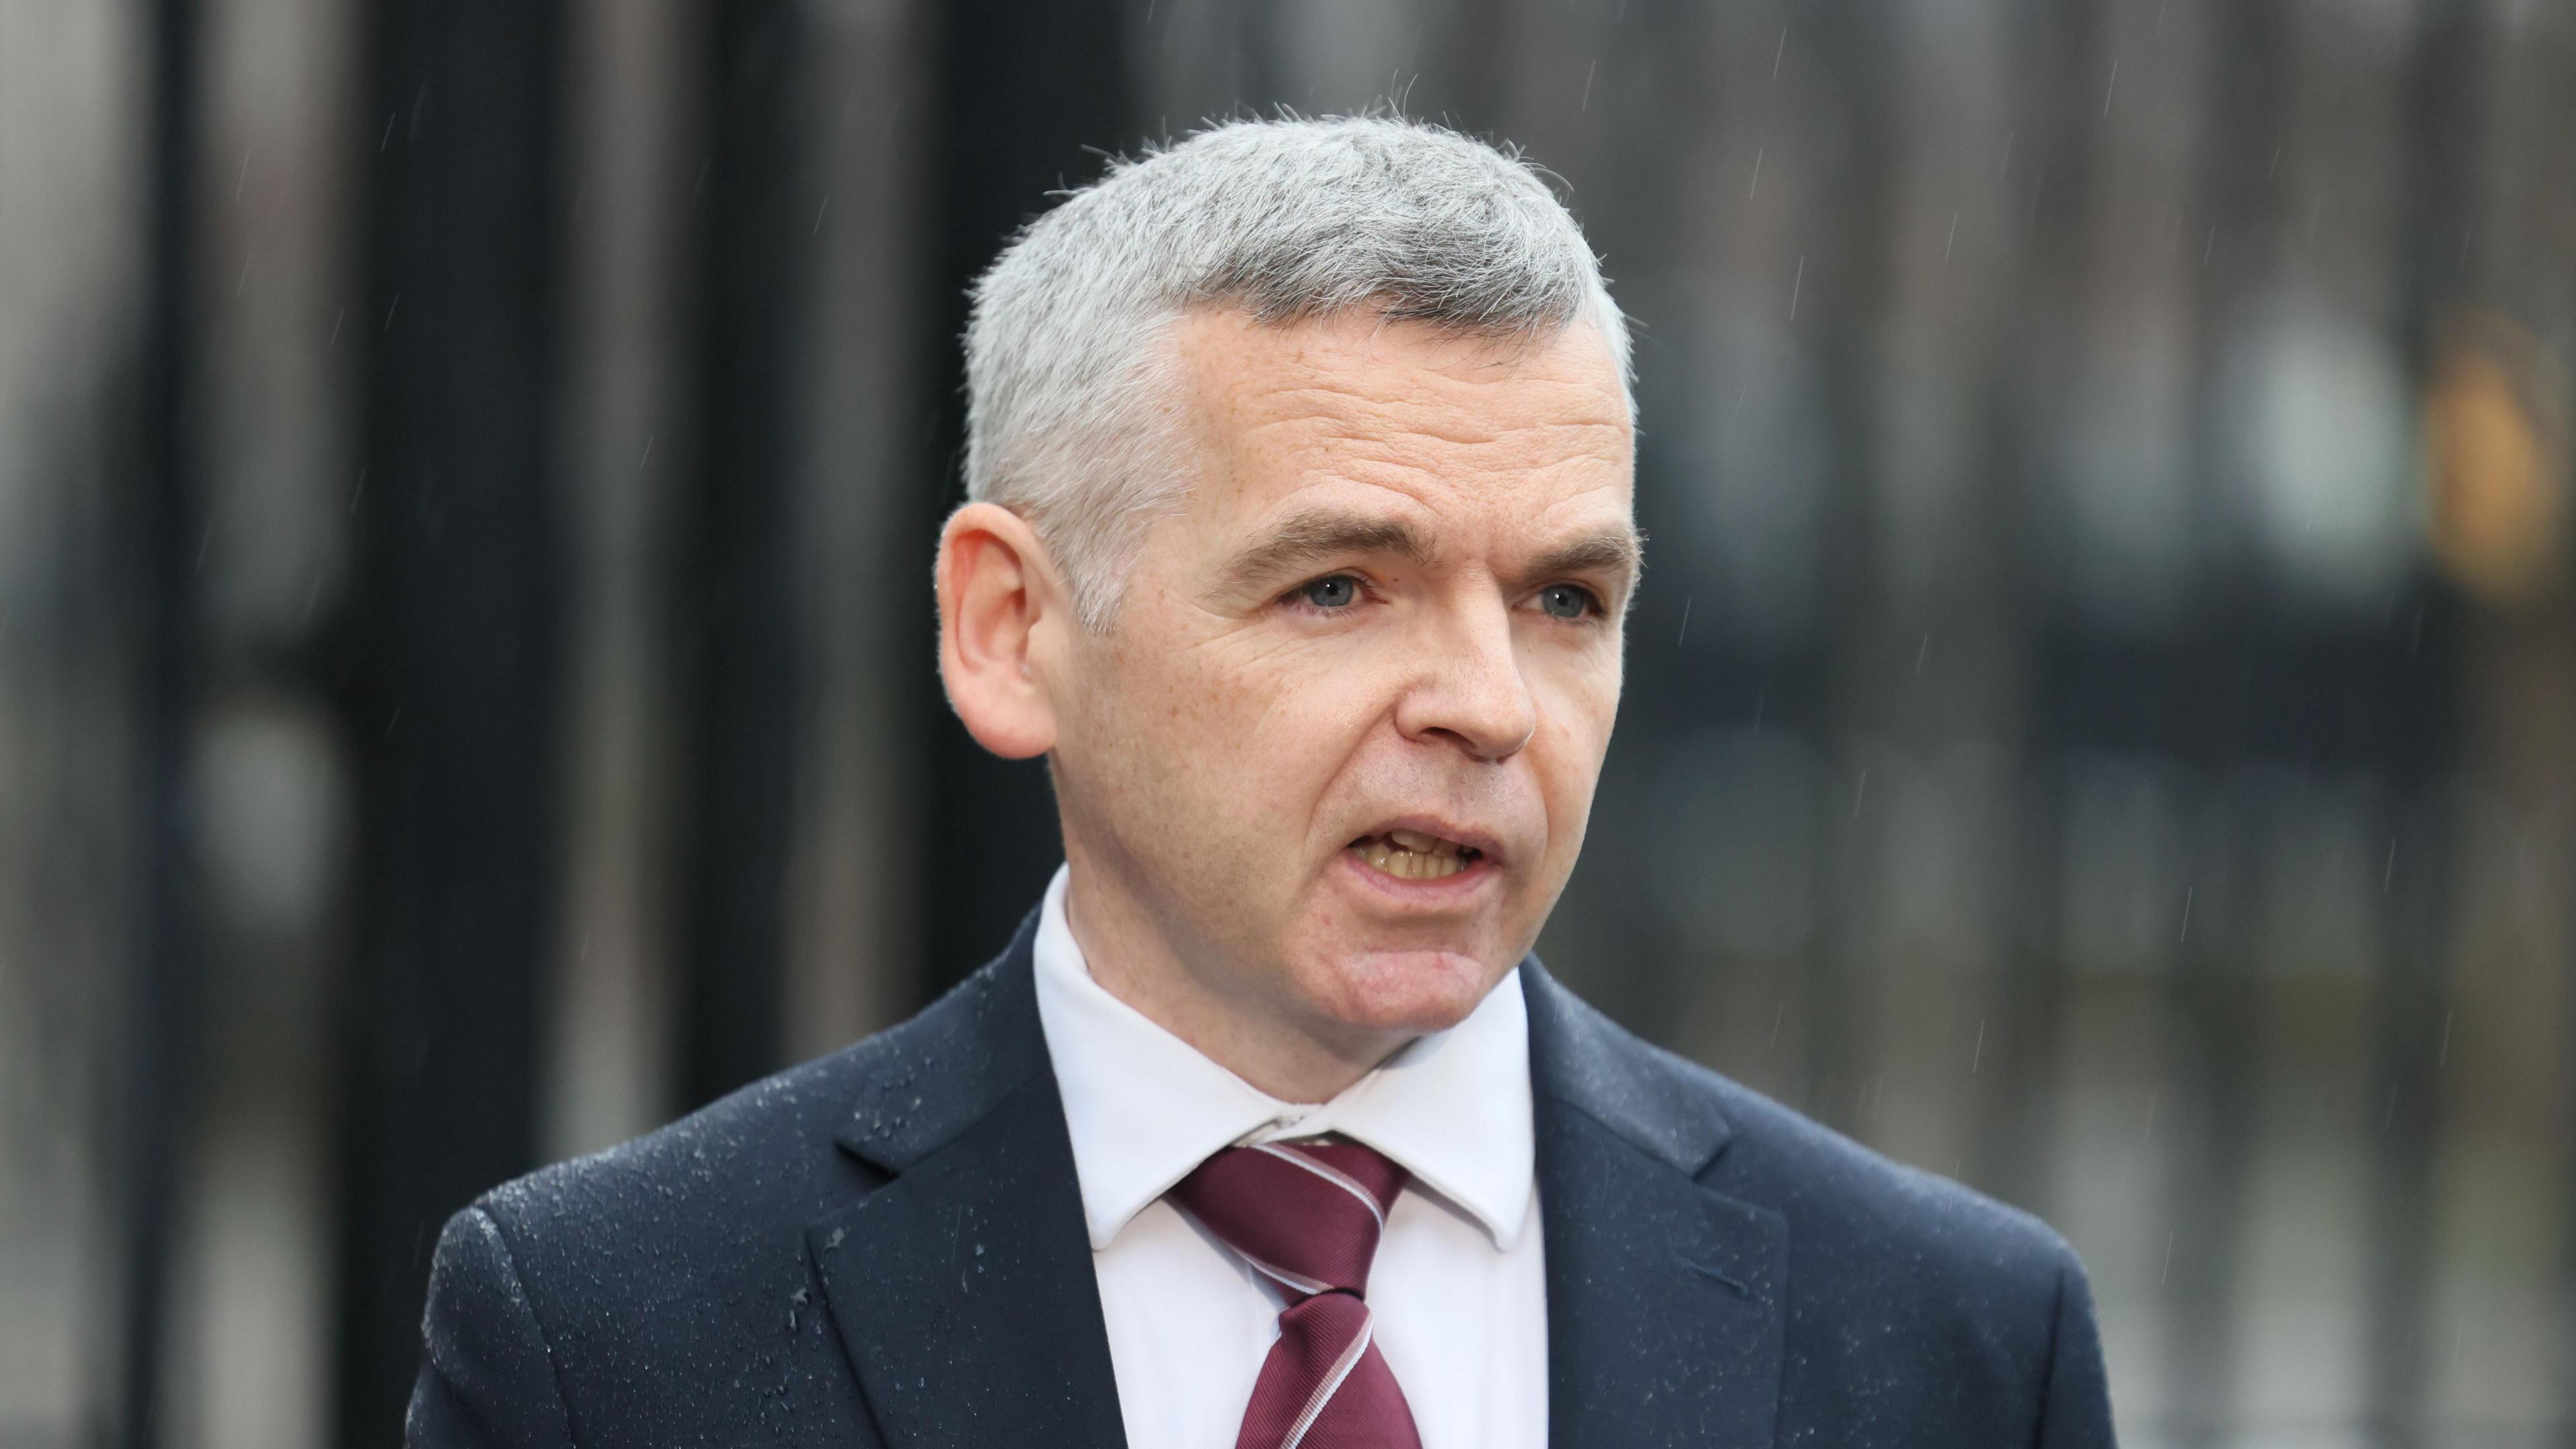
<box><xmin>1358</xmin><ymin>829</ymin><xmax>1474</xmax><ymax>881</ymax></box>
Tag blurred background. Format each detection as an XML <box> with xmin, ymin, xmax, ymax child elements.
<box><xmin>3</xmin><ymin>0</ymin><xmax>2572</xmax><ymax>1444</ymax></box>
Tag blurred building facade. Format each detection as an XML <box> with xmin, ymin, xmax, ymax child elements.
<box><xmin>1</xmin><ymin>0</ymin><xmax>2571</xmax><ymax>1446</ymax></box>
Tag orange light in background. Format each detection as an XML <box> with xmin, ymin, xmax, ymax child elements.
<box><xmin>2422</xmin><ymin>310</ymin><xmax>2571</xmax><ymax>607</ymax></box>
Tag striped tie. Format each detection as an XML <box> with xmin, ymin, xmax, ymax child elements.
<box><xmin>1168</xmin><ymin>1139</ymin><xmax>1424</xmax><ymax>1449</ymax></box>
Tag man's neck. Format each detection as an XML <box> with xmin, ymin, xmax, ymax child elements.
<box><xmin>1058</xmin><ymin>859</ymin><xmax>1403</xmax><ymax>1104</ymax></box>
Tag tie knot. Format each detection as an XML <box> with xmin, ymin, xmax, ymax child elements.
<box><xmin>1169</xmin><ymin>1139</ymin><xmax>1407</xmax><ymax>1300</ymax></box>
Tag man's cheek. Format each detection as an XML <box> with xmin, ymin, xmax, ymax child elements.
<box><xmin>1199</xmin><ymin>656</ymin><xmax>1350</xmax><ymax>755</ymax></box>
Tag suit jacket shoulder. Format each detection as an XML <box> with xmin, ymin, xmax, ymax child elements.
<box><xmin>411</xmin><ymin>954</ymin><xmax>1046</xmax><ymax>1449</ymax></box>
<box><xmin>1523</xmin><ymin>962</ymin><xmax>2113</xmax><ymax>1448</ymax></box>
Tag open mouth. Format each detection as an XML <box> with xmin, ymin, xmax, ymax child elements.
<box><xmin>1348</xmin><ymin>827</ymin><xmax>1485</xmax><ymax>881</ymax></box>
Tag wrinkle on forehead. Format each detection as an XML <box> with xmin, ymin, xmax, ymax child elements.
<box><xmin>1252</xmin><ymin>418</ymin><xmax>1631</xmax><ymax>484</ymax></box>
<box><xmin>1171</xmin><ymin>309</ymin><xmax>1634</xmax><ymax>506</ymax></box>
<box><xmin>1236</xmin><ymin>380</ymin><xmax>1629</xmax><ymax>447</ymax></box>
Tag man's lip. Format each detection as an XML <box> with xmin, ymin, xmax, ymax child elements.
<box><xmin>1346</xmin><ymin>815</ymin><xmax>1507</xmax><ymax>864</ymax></box>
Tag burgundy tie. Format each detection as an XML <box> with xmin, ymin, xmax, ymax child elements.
<box><xmin>1167</xmin><ymin>1139</ymin><xmax>1426</xmax><ymax>1449</ymax></box>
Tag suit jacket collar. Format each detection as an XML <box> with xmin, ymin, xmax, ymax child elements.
<box><xmin>829</xmin><ymin>906</ymin><xmax>1054</xmax><ymax>1175</ymax></box>
<box><xmin>1523</xmin><ymin>960</ymin><xmax>1787</xmax><ymax>1447</ymax></box>
<box><xmin>826</xmin><ymin>922</ymin><xmax>1740</xmax><ymax>1182</ymax></box>
<box><xmin>814</xmin><ymin>913</ymin><xmax>1786</xmax><ymax>1449</ymax></box>
<box><xmin>813</xmin><ymin>906</ymin><xmax>1130</xmax><ymax>1449</ymax></box>
<box><xmin>1520</xmin><ymin>957</ymin><xmax>1735</xmax><ymax>1175</ymax></box>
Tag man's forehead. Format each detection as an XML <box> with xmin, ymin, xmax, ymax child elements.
<box><xmin>1173</xmin><ymin>307</ymin><xmax>1633</xmax><ymax>443</ymax></box>
<box><xmin>1156</xmin><ymin>309</ymin><xmax>1636</xmax><ymax>591</ymax></box>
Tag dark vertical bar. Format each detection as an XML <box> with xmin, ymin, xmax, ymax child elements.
<box><xmin>670</xmin><ymin>0</ymin><xmax>810</xmax><ymax>1110</ymax></box>
<box><xmin>2369</xmin><ymin>0</ymin><xmax>2484</xmax><ymax>1435</ymax></box>
<box><xmin>1236</xmin><ymin>0</ymin><xmax>1288</xmax><ymax>109</ymax></box>
<box><xmin>1797</xmin><ymin>0</ymin><xmax>1900</xmax><ymax>1138</ymax></box>
<box><xmin>1974</xmin><ymin>0</ymin><xmax>2110</xmax><ymax>1216</ymax></box>
<box><xmin>119</xmin><ymin>0</ymin><xmax>201</xmax><ymax>1439</ymax></box>
<box><xmin>1420</xmin><ymin>0</ymin><xmax>1510</xmax><ymax>133</ymax></box>
<box><xmin>331</xmin><ymin>0</ymin><xmax>568</xmax><ymax>1440</ymax></box>
<box><xmin>2161</xmin><ymin>0</ymin><xmax>2292</xmax><ymax>1428</ymax></box>
<box><xmin>913</xmin><ymin>0</ymin><xmax>1132</xmax><ymax>1001</ymax></box>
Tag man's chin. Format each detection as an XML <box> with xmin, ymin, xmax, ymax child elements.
<box><xmin>1302</xmin><ymin>945</ymin><xmax>1507</xmax><ymax>1038</ymax></box>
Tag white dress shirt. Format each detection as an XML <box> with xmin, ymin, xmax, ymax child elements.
<box><xmin>1028</xmin><ymin>863</ymin><xmax>1549</xmax><ymax>1449</ymax></box>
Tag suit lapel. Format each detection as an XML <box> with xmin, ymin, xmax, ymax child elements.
<box><xmin>807</xmin><ymin>912</ymin><xmax>1128</xmax><ymax>1449</ymax></box>
<box><xmin>1525</xmin><ymin>961</ymin><xmax>1787</xmax><ymax>1448</ymax></box>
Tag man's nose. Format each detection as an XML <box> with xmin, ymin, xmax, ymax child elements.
<box><xmin>1393</xmin><ymin>598</ymin><xmax>1538</xmax><ymax>761</ymax></box>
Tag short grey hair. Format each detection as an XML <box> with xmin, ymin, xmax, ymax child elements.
<box><xmin>961</xmin><ymin>114</ymin><xmax>1632</xmax><ymax>629</ymax></box>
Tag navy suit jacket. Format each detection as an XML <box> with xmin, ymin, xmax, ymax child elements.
<box><xmin>409</xmin><ymin>906</ymin><xmax>2115</xmax><ymax>1447</ymax></box>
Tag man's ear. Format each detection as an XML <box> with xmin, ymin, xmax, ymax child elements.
<box><xmin>936</xmin><ymin>502</ymin><xmax>1063</xmax><ymax>759</ymax></box>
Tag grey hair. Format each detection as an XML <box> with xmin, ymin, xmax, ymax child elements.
<box><xmin>961</xmin><ymin>113</ymin><xmax>1632</xmax><ymax>629</ymax></box>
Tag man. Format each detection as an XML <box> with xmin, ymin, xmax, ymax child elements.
<box><xmin>410</xmin><ymin>116</ymin><xmax>2114</xmax><ymax>1449</ymax></box>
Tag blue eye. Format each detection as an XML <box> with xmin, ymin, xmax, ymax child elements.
<box><xmin>1538</xmin><ymin>584</ymin><xmax>1598</xmax><ymax>619</ymax></box>
<box><xmin>1297</xmin><ymin>575</ymin><xmax>1360</xmax><ymax>608</ymax></box>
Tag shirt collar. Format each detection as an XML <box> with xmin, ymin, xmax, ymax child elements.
<box><xmin>1029</xmin><ymin>863</ymin><xmax>1536</xmax><ymax>1253</ymax></box>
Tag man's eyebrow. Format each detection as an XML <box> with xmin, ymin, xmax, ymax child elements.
<box><xmin>1520</xmin><ymin>526</ymin><xmax>1645</xmax><ymax>590</ymax></box>
<box><xmin>1221</xmin><ymin>508</ymin><xmax>1437</xmax><ymax>589</ymax></box>
<box><xmin>1222</xmin><ymin>508</ymin><xmax>1646</xmax><ymax>600</ymax></box>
